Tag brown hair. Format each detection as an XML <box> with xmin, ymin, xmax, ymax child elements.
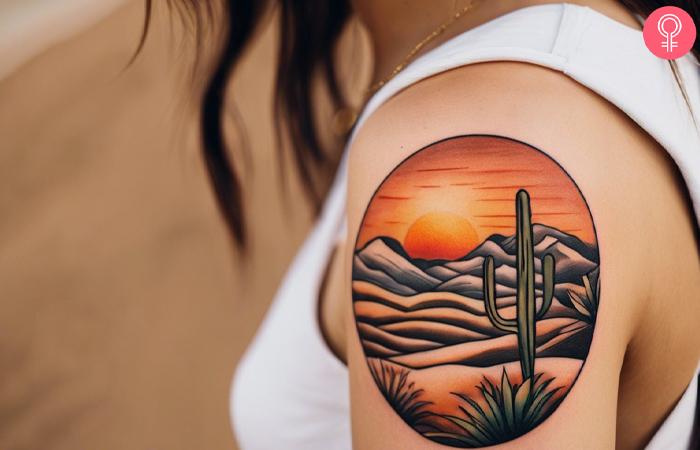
<box><xmin>140</xmin><ymin>0</ymin><xmax>699</xmax><ymax>246</ymax></box>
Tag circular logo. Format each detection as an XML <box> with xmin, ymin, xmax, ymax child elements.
<box><xmin>643</xmin><ymin>6</ymin><xmax>696</xmax><ymax>60</ymax></box>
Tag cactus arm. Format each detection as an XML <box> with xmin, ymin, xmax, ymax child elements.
<box><xmin>536</xmin><ymin>254</ymin><xmax>555</xmax><ymax>320</ymax></box>
<box><xmin>483</xmin><ymin>256</ymin><xmax>517</xmax><ymax>333</ymax></box>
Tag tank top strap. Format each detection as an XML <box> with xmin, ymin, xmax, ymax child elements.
<box><xmin>345</xmin><ymin>2</ymin><xmax>700</xmax><ymax>228</ymax></box>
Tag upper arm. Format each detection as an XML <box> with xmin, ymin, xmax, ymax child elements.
<box><xmin>342</xmin><ymin>62</ymin><xmax>685</xmax><ymax>449</ymax></box>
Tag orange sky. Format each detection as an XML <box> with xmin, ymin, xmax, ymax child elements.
<box><xmin>357</xmin><ymin>136</ymin><xmax>597</xmax><ymax>259</ymax></box>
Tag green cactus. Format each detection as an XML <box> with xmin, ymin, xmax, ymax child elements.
<box><xmin>483</xmin><ymin>189</ymin><xmax>555</xmax><ymax>381</ymax></box>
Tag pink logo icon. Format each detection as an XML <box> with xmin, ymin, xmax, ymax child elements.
<box><xmin>643</xmin><ymin>6</ymin><xmax>696</xmax><ymax>60</ymax></box>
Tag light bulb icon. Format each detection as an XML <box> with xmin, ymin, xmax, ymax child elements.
<box><xmin>658</xmin><ymin>13</ymin><xmax>682</xmax><ymax>52</ymax></box>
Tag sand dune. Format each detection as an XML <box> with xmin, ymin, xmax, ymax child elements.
<box><xmin>380</xmin><ymin>320</ymin><xmax>489</xmax><ymax>344</ymax></box>
<box><xmin>354</xmin><ymin>264</ymin><xmax>592</xmax><ymax>371</ymax></box>
<box><xmin>387</xmin><ymin>317</ymin><xmax>589</xmax><ymax>368</ymax></box>
<box><xmin>355</xmin><ymin>301</ymin><xmax>507</xmax><ymax>336</ymax></box>
<box><xmin>537</xmin><ymin>323</ymin><xmax>593</xmax><ymax>360</ymax></box>
<box><xmin>362</xmin><ymin>340</ymin><xmax>400</xmax><ymax>358</ymax></box>
<box><xmin>354</xmin><ymin>228</ymin><xmax>597</xmax><ymax>440</ymax></box>
<box><xmin>354</xmin><ymin>280</ymin><xmax>577</xmax><ymax>320</ymax></box>
<box><xmin>390</xmin><ymin>332</ymin><xmax>522</xmax><ymax>368</ymax></box>
<box><xmin>357</xmin><ymin>322</ymin><xmax>442</xmax><ymax>354</ymax></box>
<box><xmin>354</xmin><ymin>280</ymin><xmax>491</xmax><ymax>314</ymax></box>
<box><xmin>353</xmin><ymin>280</ymin><xmax>522</xmax><ymax>314</ymax></box>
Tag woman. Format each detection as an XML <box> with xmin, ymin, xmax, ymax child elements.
<box><xmin>152</xmin><ymin>0</ymin><xmax>700</xmax><ymax>448</ymax></box>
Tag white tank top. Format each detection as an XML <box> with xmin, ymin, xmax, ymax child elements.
<box><xmin>231</xmin><ymin>4</ymin><xmax>700</xmax><ymax>449</ymax></box>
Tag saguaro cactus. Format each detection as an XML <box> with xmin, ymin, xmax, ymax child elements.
<box><xmin>483</xmin><ymin>189</ymin><xmax>555</xmax><ymax>381</ymax></box>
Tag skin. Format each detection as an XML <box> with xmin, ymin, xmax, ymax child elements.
<box><xmin>318</xmin><ymin>1</ymin><xmax>700</xmax><ymax>449</ymax></box>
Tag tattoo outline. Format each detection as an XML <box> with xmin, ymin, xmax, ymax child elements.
<box><xmin>352</xmin><ymin>135</ymin><xmax>600</xmax><ymax>447</ymax></box>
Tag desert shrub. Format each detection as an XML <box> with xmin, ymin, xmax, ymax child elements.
<box><xmin>425</xmin><ymin>369</ymin><xmax>561</xmax><ymax>447</ymax></box>
<box><xmin>567</xmin><ymin>272</ymin><xmax>600</xmax><ymax>323</ymax></box>
<box><xmin>368</xmin><ymin>359</ymin><xmax>433</xmax><ymax>429</ymax></box>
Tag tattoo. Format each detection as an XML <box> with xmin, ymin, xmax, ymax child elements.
<box><xmin>352</xmin><ymin>135</ymin><xmax>600</xmax><ymax>447</ymax></box>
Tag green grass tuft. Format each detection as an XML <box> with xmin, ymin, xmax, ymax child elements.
<box><xmin>426</xmin><ymin>369</ymin><xmax>562</xmax><ymax>447</ymax></box>
<box><xmin>368</xmin><ymin>359</ymin><xmax>433</xmax><ymax>429</ymax></box>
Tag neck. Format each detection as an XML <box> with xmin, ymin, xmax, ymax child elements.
<box><xmin>355</xmin><ymin>0</ymin><xmax>463</xmax><ymax>82</ymax></box>
<box><xmin>354</xmin><ymin>0</ymin><xmax>640</xmax><ymax>87</ymax></box>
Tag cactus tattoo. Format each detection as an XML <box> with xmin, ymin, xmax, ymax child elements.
<box><xmin>352</xmin><ymin>136</ymin><xmax>600</xmax><ymax>447</ymax></box>
<box><xmin>483</xmin><ymin>189</ymin><xmax>556</xmax><ymax>381</ymax></box>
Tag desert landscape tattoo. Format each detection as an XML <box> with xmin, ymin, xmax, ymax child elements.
<box><xmin>352</xmin><ymin>135</ymin><xmax>600</xmax><ymax>447</ymax></box>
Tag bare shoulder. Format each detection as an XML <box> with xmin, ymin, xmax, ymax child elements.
<box><xmin>344</xmin><ymin>62</ymin><xmax>699</xmax><ymax>449</ymax></box>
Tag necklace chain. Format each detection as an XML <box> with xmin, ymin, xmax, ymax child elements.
<box><xmin>366</xmin><ymin>1</ymin><xmax>478</xmax><ymax>97</ymax></box>
<box><xmin>332</xmin><ymin>1</ymin><xmax>478</xmax><ymax>136</ymax></box>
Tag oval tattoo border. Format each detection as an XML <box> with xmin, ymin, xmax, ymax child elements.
<box><xmin>351</xmin><ymin>135</ymin><xmax>600</xmax><ymax>447</ymax></box>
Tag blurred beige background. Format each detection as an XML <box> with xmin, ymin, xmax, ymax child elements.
<box><xmin>0</xmin><ymin>0</ymin><xmax>126</xmax><ymax>79</ymax></box>
<box><xmin>0</xmin><ymin>1</ymin><xmax>317</xmax><ymax>448</ymax></box>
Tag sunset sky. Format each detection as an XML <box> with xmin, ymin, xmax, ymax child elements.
<box><xmin>357</xmin><ymin>136</ymin><xmax>597</xmax><ymax>260</ymax></box>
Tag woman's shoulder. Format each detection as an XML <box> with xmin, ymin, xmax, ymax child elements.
<box><xmin>351</xmin><ymin>60</ymin><xmax>684</xmax><ymax>226</ymax></box>
<box><xmin>350</xmin><ymin>60</ymin><xmax>698</xmax><ymax>315</ymax></box>
<box><xmin>344</xmin><ymin>61</ymin><xmax>699</xmax><ymax>447</ymax></box>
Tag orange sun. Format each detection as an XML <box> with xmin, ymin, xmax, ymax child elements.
<box><xmin>403</xmin><ymin>212</ymin><xmax>479</xmax><ymax>260</ymax></box>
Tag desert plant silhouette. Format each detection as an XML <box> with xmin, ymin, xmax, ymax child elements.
<box><xmin>368</xmin><ymin>359</ymin><xmax>434</xmax><ymax>429</ymax></box>
<box><xmin>428</xmin><ymin>370</ymin><xmax>562</xmax><ymax>447</ymax></box>
<box><xmin>567</xmin><ymin>272</ymin><xmax>600</xmax><ymax>323</ymax></box>
<box><xmin>483</xmin><ymin>189</ymin><xmax>555</xmax><ymax>381</ymax></box>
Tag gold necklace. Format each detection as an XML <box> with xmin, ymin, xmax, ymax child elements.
<box><xmin>367</xmin><ymin>1</ymin><xmax>478</xmax><ymax>96</ymax></box>
<box><xmin>333</xmin><ymin>1</ymin><xmax>479</xmax><ymax>135</ymax></box>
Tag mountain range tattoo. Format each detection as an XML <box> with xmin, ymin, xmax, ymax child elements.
<box><xmin>352</xmin><ymin>135</ymin><xmax>600</xmax><ymax>447</ymax></box>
